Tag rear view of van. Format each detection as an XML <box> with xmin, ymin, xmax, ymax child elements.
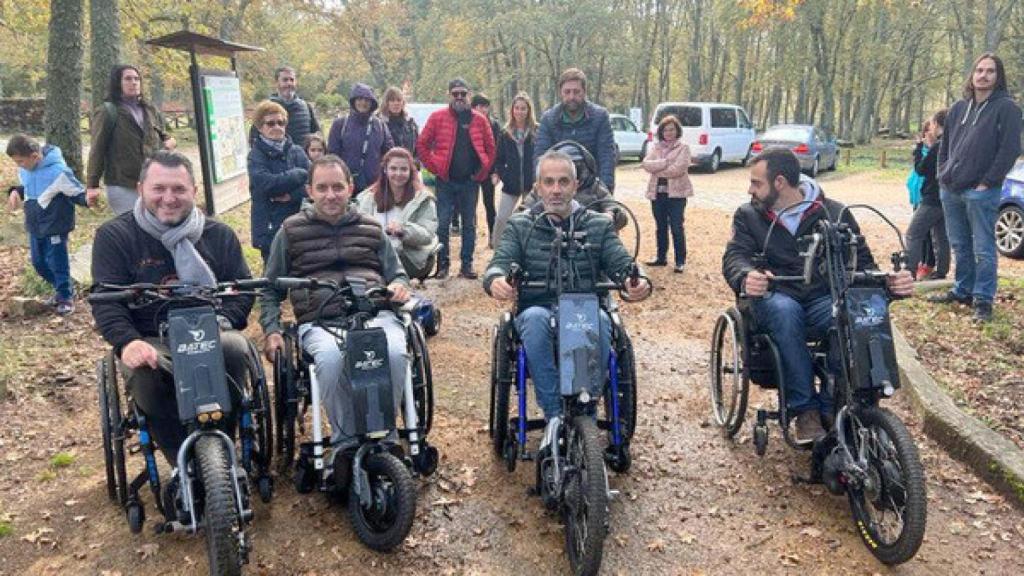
<box><xmin>648</xmin><ymin>102</ymin><xmax>755</xmax><ymax>173</ymax></box>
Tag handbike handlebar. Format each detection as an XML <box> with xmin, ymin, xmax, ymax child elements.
<box><xmin>88</xmin><ymin>278</ymin><xmax>271</xmax><ymax>304</ymax></box>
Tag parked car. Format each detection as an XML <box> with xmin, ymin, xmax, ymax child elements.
<box><xmin>750</xmin><ymin>124</ymin><xmax>838</xmax><ymax>177</ymax></box>
<box><xmin>647</xmin><ymin>102</ymin><xmax>755</xmax><ymax>173</ymax></box>
<box><xmin>609</xmin><ymin>113</ymin><xmax>648</xmax><ymax>162</ymax></box>
<box><xmin>997</xmin><ymin>160</ymin><xmax>1024</xmax><ymax>258</ymax></box>
<box><xmin>406</xmin><ymin>102</ymin><xmax>448</xmax><ymax>134</ymax></box>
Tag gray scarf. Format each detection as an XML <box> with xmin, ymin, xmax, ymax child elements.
<box><xmin>132</xmin><ymin>199</ymin><xmax>218</xmax><ymax>287</ymax></box>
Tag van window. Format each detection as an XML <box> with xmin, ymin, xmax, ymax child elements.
<box><xmin>737</xmin><ymin>109</ymin><xmax>752</xmax><ymax>129</ymax></box>
<box><xmin>655</xmin><ymin>105</ymin><xmax>701</xmax><ymax>128</ymax></box>
<box><xmin>710</xmin><ymin>108</ymin><xmax>737</xmax><ymax>128</ymax></box>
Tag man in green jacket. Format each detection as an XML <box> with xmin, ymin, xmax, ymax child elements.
<box><xmin>483</xmin><ymin>150</ymin><xmax>650</xmax><ymax>420</ymax></box>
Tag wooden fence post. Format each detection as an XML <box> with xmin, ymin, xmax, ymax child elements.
<box><xmin>880</xmin><ymin>149</ymin><xmax>887</xmax><ymax>168</ymax></box>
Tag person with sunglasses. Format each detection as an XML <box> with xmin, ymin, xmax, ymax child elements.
<box><xmin>248</xmin><ymin>100</ymin><xmax>310</xmax><ymax>264</ymax></box>
<box><xmin>416</xmin><ymin>78</ymin><xmax>496</xmax><ymax>279</ymax></box>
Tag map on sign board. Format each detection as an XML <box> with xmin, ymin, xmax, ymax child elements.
<box><xmin>202</xmin><ymin>75</ymin><xmax>248</xmax><ymax>183</ymax></box>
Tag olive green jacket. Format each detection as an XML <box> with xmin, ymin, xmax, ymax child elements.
<box><xmin>86</xmin><ymin>100</ymin><xmax>169</xmax><ymax>188</ymax></box>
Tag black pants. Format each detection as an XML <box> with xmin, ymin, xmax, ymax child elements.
<box><xmin>480</xmin><ymin>177</ymin><xmax>496</xmax><ymax>240</ymax></box>
<box><xmin>123</xmin><ymin>331</ymin><xmax>251</xmax><ymax>463</ymax></box>
<box><xmin>906</xmin><ymin>203</ymin><xmax>950</xmax><ymax>278</ymax></box>
<box><xmin>651</xmin><ymin>194</ymin><xmax>687</xmax><ymax>266</ymax></box>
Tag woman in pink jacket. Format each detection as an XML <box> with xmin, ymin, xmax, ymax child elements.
<box><xmin>642</xmin><ymin>115</ymin><xmax>693</xmax><ymax>273</ymax></box>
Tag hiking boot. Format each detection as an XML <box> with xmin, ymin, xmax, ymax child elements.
<box><xmin>459</xmin><ymin>269</ymin><xmax>478</xmax><ymax>280</ymax></box>
<box><xmin>434</xmin><ymin>263</ymin><xmax>450</xmax><ymax>279</ymax></box>
<box><xmin>926</xmin><ymin>290</ymin><xmax>972</xmax><ymax>305</ymax></box>
<box><xmin>55</xmin><ymin>299</ymin><xmax>75</xmax><ymax>316</ymax></box>
<box><xmin>972</xmin><ymin>301</ymin><xmax>993</xmax><ymax>323</ymax></box>
<box><xmin>645</xmin><ymin>259</ymin><xmax>667</xmax><ymax>267</ymax></box>
<box><xmin>793</xmin><ymin>411</ymin><xmax>826</xmax><ymax>445</ymax></box>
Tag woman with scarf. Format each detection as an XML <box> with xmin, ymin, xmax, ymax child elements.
<box><xmin>492</xmin><ymin>92</ymin><xmax>537</xmax><ymax>247</ymax></box>
<box><xmin>355</xmin><ymin>147</ymin><xmax>439</xmax><ymax>280</ymax></box>
<box><xmin>87</xmin><ymin>64</ymin><xmax>176</xmax><ymax>215</ymax></box>
<box><xmin>379</xmin><ymin>86</ymin><xmax>419</xmax><ymax>159</ymax></box>
<box><xmin>327</xmin><ymin>83</ymin><xmax>394</xmax><ymax>192</ymax></box>
<box><xmin>248</xmin><ymin>100</ymin><xmax>310</xmax><ymax>264</ymax></box>
<box><xmin>642</xmin><ymin>114</ymin><xmax>692</xmax><ymax>274</ymax></box>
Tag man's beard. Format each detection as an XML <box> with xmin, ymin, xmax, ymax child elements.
<box><xmin>451</xmin><ymin>100</ymin><xmax>469</xmax><ymax>112</ymax></box>
<box><xmin>752</xmin><ymin>185</ymin><xmax>780</xmax><ymax>212</ymax></box>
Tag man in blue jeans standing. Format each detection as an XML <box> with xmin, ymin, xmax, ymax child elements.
<box><xmin>932</xmin><ymin>52</ymin><xmax>1022</xmax><ymax>323</ymax></box>
<box><xmin>417</xmin><ymin>78</ymin><xmax>496</xmax><ymax>279</ymax></box>
<box><xmin>722</xmin><ymin>150</ymin><xmax>914</xmax><ymax>443</ymax></box>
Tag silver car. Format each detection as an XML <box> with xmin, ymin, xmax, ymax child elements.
<box><xmin>751</xmin><ymin>124</ymin><xmax>839</xmax><ymax>177</ymax></box>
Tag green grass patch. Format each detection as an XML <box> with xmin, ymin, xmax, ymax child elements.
<box><xmin>49</xmin><ymin>452</ymin><xmax>75</xmax><ymax>468</ymax></box>
<box><xmin>18</xmin><ymin>264</ymin><xmax>52</xmax><ymax>298</ymax></box>
<box><xmin>37</xmin><ymin>470</ymin><xmax>56</xmax><ymax>482</ymax></box>
<box><xmin>0</xmin><ymin>520</ymin><xmax>11</xmax><ymax>537</ymax></box>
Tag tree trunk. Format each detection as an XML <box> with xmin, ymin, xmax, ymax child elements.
<box><xmin>46</xmin><ymin>0</ymin><xmax>84</xmax><ymax>178</ymax></box>
<box><xmin>89</xmin><ymin>0</ymin><xmax>120</xmax><ymax>108</ymax></box>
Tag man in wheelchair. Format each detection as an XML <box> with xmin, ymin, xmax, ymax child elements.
<box><xmin>722</xmin><ymin>149</ymin><xmax>914</xmax><ymax>444</ymax></box>
<box><xmin>260</xmin><ymin>154</ymin><xmax>411</xmax><ymax>449</ymax></box>
<box><xmin>484</xmin><ymin>150</ymin><xmax>650</xmax><ymax>424</ymax></box>
<box><xmin>89</xmin><ymin>151</ymin><xmax>256</xmax><ymax>463</ymax></box>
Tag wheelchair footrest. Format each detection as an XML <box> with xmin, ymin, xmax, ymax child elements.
<box><xmin>510</xmin><ymin>417</ymin><xmax>546</xmax><ymax>432</ymax></box>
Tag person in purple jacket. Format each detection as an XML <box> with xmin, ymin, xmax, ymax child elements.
<box><xmin>327</xmin><ymin>83</ymin><xmax>394</xmax><ymax>193</ymax></box>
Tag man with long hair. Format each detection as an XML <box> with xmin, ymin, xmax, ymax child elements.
<box><xmin>930</xmin><ymin>53</ymin><xmax>1022</xmax><ymax>323</ymax></box>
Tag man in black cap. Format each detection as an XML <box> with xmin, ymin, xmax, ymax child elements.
<box><xmin>471</xmin><ymin>93</ymin><xmax>503</xmax><ymax>246</ymax></box>
<box><xmin>416</xmin><ymin>78</ymin><xmax>496</xmax><ymax>279</ymax></box>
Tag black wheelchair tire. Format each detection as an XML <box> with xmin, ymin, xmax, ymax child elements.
<box><xmin>408</xmin><ymin>322</ymin><xmax>434</xmax><ymax>436</ymax></box>
<box><xmin>605</xmin><ymin>331</ymin><xmax>638</xmax><ymax>443</ymax></box>
<box><xmin>245</xmin><ymin>340</ymin><xmax>274</xmax><ymax>477</ymax></box>
<box><xmin>845</xmin><ymin>406</ymin><xmax>927</xmax><ymax>566</ymax></box>
<box><xmin>709</xmin><ymin>309</ymin><xmax>749</xmax><ymax>438</ymax></box>
<box><xmin>99</xmin><ymin>353</ymin><xmax>129</xmax><ymax>506</ymax></box>
<box><xmin>564</xmin><ymin>416</ymin><xmax>608</xmax><ymax>576</ymax></box>
<box><xmin>348</xmin><ymin>452</ymin><xmax>417</xmax><ymax>552</ymax></box>
<box><xmin>490</xmin><ymin>323</ymin><xmax>513</xmax><ymax>458</ymax></box>
<box><xmin>273</xmin><ymin>332</ymin><xmax>297</xmax><ymax>470</ymax></box>
<box><xmin>97</xmin><ymin>358</ymin><xmax>117</xmax><ymax>503</ymax></box>
<box><xmin>195</xmin><ymin>435</ymin><xmax>242</xmax><ymax>576</ymax></box>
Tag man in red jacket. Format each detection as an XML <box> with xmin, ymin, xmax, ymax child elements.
<box><xmin>417</xmin><ymin>78</ymin><xmax>496</xmax><ymax>279</ymax></box>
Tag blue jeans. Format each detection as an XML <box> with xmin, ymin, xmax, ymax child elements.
<box><xmin>515</xmin><ymin>306</ymin><xmax>611</xmax><ymax>420</ymax></box>
<box><xmin>941</xmin><ymin>187</ymin><xmax>1000</xmax><ymax>304</ymax></box>
<box><xmin>29</xmin><ymin>234</ymin><xmax>73</xmax><ymax>301</ymax></box>
<box><xmin>436</xmin><ymin>179</ymin><xmax>479</xmax><ymax>271</ymax></box>
<box><xmin>751</xmin><ymin>292</ymin><xmax>835</xmax><ymax>417</ymax></box>
<box><xmin>651</xmin><ymin>194</ymin><xmax>687</xmax><ymax>265</ymax></box>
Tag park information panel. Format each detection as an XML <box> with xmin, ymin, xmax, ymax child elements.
<box><xmin>201</xmin><ymin>74</ymin><xmax>249</xmax><ymax>214</ymax></box>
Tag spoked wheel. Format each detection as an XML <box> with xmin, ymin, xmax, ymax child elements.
<box><xmin>563</xmin><ymin>416</ymin><xmax>609</xmax><ymax>576</ymax></box>
<box><xmin>844</xmin><ymin>406</ymin><xmax>927</xmax><ymax>565</ymax></box>
<box><xmin>605</xmin><ymin>331</ymin><xmax>638</xmax><ymax>443</ymax></box>
<box><xmin>348</xmin><ymin>452</ymin><xmax>417</xmax><ymax>552</ymax></box>
<box><xmin>244</xmin><ymin>340</ymin><xmax>273</xmax><ymax>479</ymax></box>
<box><xmin>490</xmin><ymin>322</ymin><xmax>513</xmax><ymax>458</ymax></box>
<box><xmin>195</xmin><ymin>435</ymin><xmax>243</xmax><ymax>576</ymax></box>
<box><xmin>97</xmin><ymin>354</ymin><xmax>128</xmax><ymax>505</ymax></box>
<box><xmin>709</xmin><ymin>309</ymin><xmax>748</xmax><ymax>437</ymax></box>
<box><xmin>273</xmin><ymin>332</ymin><xmax>298</xmax><ymax>469</ymax></box>
<box><xmin>408</xmin><ymin>322</ymin><xmax>434</xmax><ymax>436</ymax></box>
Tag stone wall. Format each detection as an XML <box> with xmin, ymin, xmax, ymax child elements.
<box><xmin>0</xmin><ymin>98</ymin><xmax>46</xmax><ymax>133</ymax></box>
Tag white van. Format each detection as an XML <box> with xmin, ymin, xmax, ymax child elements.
<box><xmin>647</xmin><ymin>102</ymin><xmax>755</xmax><ymax>172</ymax></box>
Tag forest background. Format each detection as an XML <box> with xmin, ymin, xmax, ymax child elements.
<box><xmin>2</xmin><ymin>0</ymin><xmax>1023</xmax><ymax>176</ymax></box>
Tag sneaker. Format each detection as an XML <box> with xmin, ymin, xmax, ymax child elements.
<box><xmin>793</xmin><ymin>411</ymin><xmax>826</xmax><ymax>445</ymax></box>
<box><xmin>459</xmin><ymin>269</ymin><xmax>478</xmax><ymax>280</ymax></box>
<box><xmin>915</xmin><ymin>264</ymin><xmax>934</xmax><ymax>280</ymax></box>
<box><xmin>673</xmin><ymin>264</ymin><xmax>685</xmax><ymax>274</ymax></box>
<box><xmin>43</xmin><ymin>294</ymin><xmax>59</xmax><ymax>307</ymax></box>
<box><xmin>55</xmin><ymin>299</ymin><xmax>75</xmax><ymax>316</ymax></box>
<box><xmin>645</xmin><ymin>259</ymin><xmax>667</xmax><ymax>267</ymax></box>
<box><xmin>926</xmin><ymin>290</ymin><xmax>972</xmax><ymax>305</ymax></box>
<box><xmin>972</xmin><ymin>301</ymin><xmax>993</xmax><ymax>323</ymax></box>
<box><xmin>434</xmin><ymin>264</ymin><xmax>450</xmax><ymax>279</ymax></box>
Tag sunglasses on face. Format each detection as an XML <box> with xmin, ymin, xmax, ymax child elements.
<box><xmin>451</xmin><ymin>91</ymin><xmax>468</xmax><ymax>98</ymax></box>
<box><xmin>264</xmin><ymin>119</ymin><xmax>287</xmax><ymax>127</ymax></box>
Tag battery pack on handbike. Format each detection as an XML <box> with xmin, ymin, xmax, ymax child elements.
<box><xmin>166</xmin><ymin>306</ymin><xmax>232</xmax><ymax>424</ymax></box>
<box><xmin>557</xmin><ymin>293</ymin><xmax>604</xmax><ymax>400</ymax></box>
<box><xmin>844</xmin><ymin>287</ymin><xmax>900</xmax><ymax>395</ymax></box>
<box><xmin>343</xmin><ymin>327</ymin><xmax>396</xmax><ymax>437</ymax></box>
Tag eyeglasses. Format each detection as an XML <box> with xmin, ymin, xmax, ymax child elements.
<box><xmin>450</xmin><ymin>91</ymin><xmax>468</xmax><ymax>98</ymax></box>
<box><xmin>264</xmin><ymin>119</ymin><xmax>287</xmax><ymax>127</ymax></box>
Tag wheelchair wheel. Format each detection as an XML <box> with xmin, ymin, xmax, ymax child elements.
<box><xmin>605</xmin><ymin>330</ymin><xmax>638</xmax><ymax>442</ymax></box>
<box><xmin>844</xmin><ymin>406</ymin><xmax>927</xmax><ymax>566</ymax></box>
<box><xmin>408</xmin><ymin>322</ymin><xmax>434</xmax><ymax>436</ymax></box>
<box><xmin>709</xmin><ymin>308</ymin><xmax>749</xmax><ymax>437</ymax></box>
<box><xmin>97</xmin><ymin>353</ymin><xmax>128</xmax><ymax>506</ymax></box>
<box><xmin>489</xmin><ymin>321</ymin><xmax>513</xmax><ymax>458</ymax></box>
<box><xmin>244</xmin><ymin>340</ymin><xmax>273</xmax><ymax>476</ymax></box>
<box><xmin>273</xmin><ymin>331</ymin><xmax>298</xmax><ymax>469</ymax></box>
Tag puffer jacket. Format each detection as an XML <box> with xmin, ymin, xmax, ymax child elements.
<box><xmin>534</xmin><ymin>101</ymin><xmax>616</xmax><ymax>189</ymax></box>
<box><xmin>18</xmin><ymin>145</ymin><xmax>88</xmax><ymax>237</ymax></box>
<box><xmin>642</xmin><ymin>139</ymin><xmax>693</xmax><ymax>199</ymax></box>
<box><xmin>247</xmin><ymin>136</ymin><xmax>310</xmax><ymax>251</ymax></box>
<box><xmin>416</xmin><ymin>106</ymin><xmax>496</xmax><ymax>183</ymax></box>
<box><xmin>327</xmin><ymin>83</ymin><xmax>394</xmax><ymax>191</ymax></box>
<box><xmin>483</xmin><ymin>203</ymin><xmax>640</xmax><ymax>310</ymax></box>
<box><xmin>355</xmin><ymin>187</ymin><xmax>439</xmax><ymax>278</ymax></box>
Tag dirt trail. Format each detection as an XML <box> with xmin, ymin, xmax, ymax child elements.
<box><xmin>2</xmin><ymin>163</ymin><xmax>1023</xmax><ymax>575</ymax></box>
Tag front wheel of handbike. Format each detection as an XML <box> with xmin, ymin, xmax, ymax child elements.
<box><xmin>564</xmin><ymin>416</ymin><xmax>609</xmax><ymax>576</ymax></box>
<box><xmin>195</xmin><ymin>435</ymin><xmax>242</xmax><ymax>576</ymax></box>
<box><xmin>348</xmin><ymin>452</ymin><xmax>417</xmax><ymax>552</ymax></box>
<box><xmin>845</xmin><ymin>406</ymin><xmax>926</xmax><ymax>565</ymax></box>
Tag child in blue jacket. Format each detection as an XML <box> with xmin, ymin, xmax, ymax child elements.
<box><xmin>6</xmin><ymin>134</ymin><xmax>97</xmax><ymax>315</ymax></box>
